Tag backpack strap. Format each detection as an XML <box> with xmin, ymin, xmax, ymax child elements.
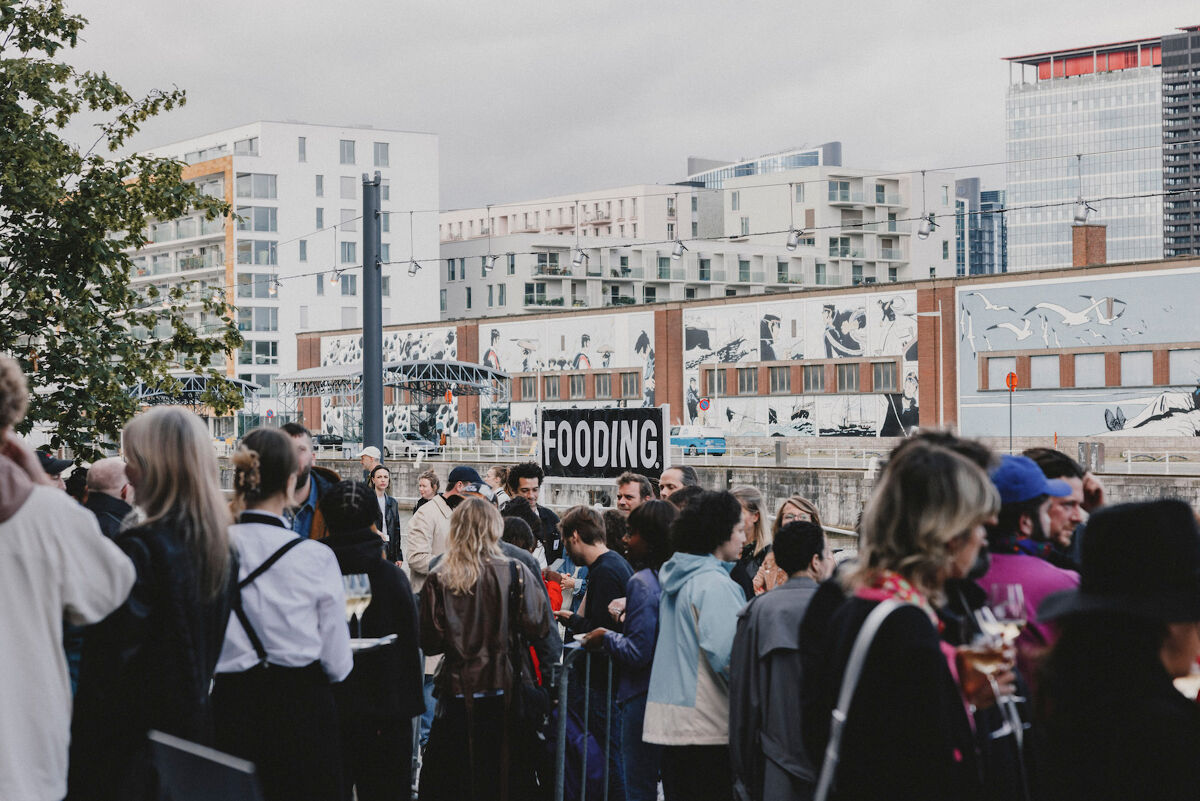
<box><xmin>814</xmin><ymin>599</ymin><xmax>906</xmax><ymax>801</ymax></box>
<box><xmin>231</xmin><ymin>537</ymin><xmax>307</xmax><ymax>667</ymax></box>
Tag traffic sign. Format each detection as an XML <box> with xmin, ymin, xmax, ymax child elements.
<box><xmin>265</xmin><ymin>409</ymin><xmax>275</xmax><ymax>418</ymax></box>
<box><xmin>1005</xmin><ymin>372</ymin><xmax>1018</xmax><ymax>392</ymax></box>
<box><xmin>698</xmin><ymin>397</ymin><xmax>711</xmax><ymax>412</ymax></box>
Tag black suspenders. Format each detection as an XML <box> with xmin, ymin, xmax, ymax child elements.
<box><xmin>230</xmin><ymin>537</ymin><xmax>306</xmax><ymax>668</ymax></box>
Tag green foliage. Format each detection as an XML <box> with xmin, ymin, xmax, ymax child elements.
<box><xmin>0</xmin><ymin>0</ymin><xmax>244</xmax><ymax>458</ymax></box>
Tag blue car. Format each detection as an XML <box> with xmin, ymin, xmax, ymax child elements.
<box><xmin>670</xmin><ymin>426</ymin><xmax>726</xmax><ymax>456</ymax></box>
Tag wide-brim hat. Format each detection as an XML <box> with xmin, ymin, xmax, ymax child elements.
<box><xmin>1039</xmin><ymin>499</ymin><xmax>1200</xmax><ymax>623</ymax></box>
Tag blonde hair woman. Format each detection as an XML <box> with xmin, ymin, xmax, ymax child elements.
<box><xmin>754</xmin><ymin>495</ymin><xmax>825</xmax><ymax>594</ymax></box>
<box><xmin>211</xmin><ymin>426</ymin><xmax>352</xmax><ymax>801</ymax></box>
<box><xmin>801</xmin><ymin>441</ymin><xmax>1000</xmax><ymax>801</ymax></box>
<box><xmin>69</xmin><ymin>407</ymin><xmax>236</xmax><ymax>799</ymax></box>
<box><xmin>730</xmin><ymin>485</ymin><xmax>771</xmax><ymax>600</ymax></box>
<box><xmin>418</xmin><ymin>497</ymin><xmax>549</xmax><ymax>800</ymax></box>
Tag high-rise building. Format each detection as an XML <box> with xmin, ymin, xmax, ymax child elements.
<box><xmin>1162</xmin><ymin>26</ymin><xmax>1200</xmax><ymax>258</ymax></box>
<box><xmin>1004</xmin><ymin>37</ymin><xmax>1163</xmax><ymax>270</ymax></box>
<box><xmin>131</xmin><ymin>121</ymin><xmax>439</xmax><ymax>415</ymax></box>
<box><xmin>955</xmin><ymin>178</ymin><xmax>1008</xmax><ymax>275</ymax></box>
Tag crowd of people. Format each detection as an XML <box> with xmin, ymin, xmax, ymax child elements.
<box><xmin>4</xmin><ymin>351</ymin><xmax>1200</xmax><ymax>801</ymax></box>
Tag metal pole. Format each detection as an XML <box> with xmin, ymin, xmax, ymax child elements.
<box><xmin>937</xmin><ymin>298</ymin><xmax>944</xmax><ymax>428</ymax></box>
<box><xmin>361</xmin><ymin>171</ymin><xmax>384</xmax><ymax>456</ymax></box>
<box><xmin>1008</xmin><ymin>388</ymin><xmax>1013</xmax><ymax>455</ymax></box>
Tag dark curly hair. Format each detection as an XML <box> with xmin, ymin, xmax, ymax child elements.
<box><xmin>670</xmin><ymin>490</ymin><xmax>744</xmax><ymax>555</ymax></box>
<box><xmin>628</xmin><ymin>499</ymin><xmax>678</xmax><ymax>570</ymax></box>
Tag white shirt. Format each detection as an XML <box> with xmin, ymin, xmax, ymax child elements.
<box><xmin>0</xmin><ymin>485</ymin><xmax>135</xmax><ymax>801</ymax></box>
<box><xmin>376</xmin><ymin>493</ymin><xmax>388</xmax><ymax>541</ymax></box>
<box><xmin>217</xmin><ymin>515</ymin><xmax>352</xmax><ymax>681</ymax></box>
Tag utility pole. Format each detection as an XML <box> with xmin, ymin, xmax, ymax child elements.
<box><xmin>361</xmin><ymin>171</ymin><xmax>383</xmax><ymax>456</ymax></box>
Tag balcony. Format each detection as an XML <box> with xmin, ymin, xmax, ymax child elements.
<box><xmin>828</xmin><ymin>246</ymin><xmax>866</xmax><ymax>259</ymax></box>
<box><xmin>828</xmin><ymin>190</ymin><xmax>865</xmax><ymax>206</ymax></box>
<box><xmin>583</xmin><ymin>213</ymin><xmax>611</xmax><ymax>225</ymax></box>
<box><xmin>770</xmin><ymin>274</ymin><xmax>804</xmax><ymax>286</ymax></box>
<box><xmin>545</xmin><ymin>219</ymin><xmax>575</xmax><ymax>230</ymax></box>
<box><xmin>523</xmin><ymin>296</ymin><xmax>564</xmax><ymax>308</ymax></box>
<box><xmin>652</xmin><ymin>268</ymin><xmax>686</xmax><ymax>281</ymax></box>
<box><xmin>606</xmin><ymin>296</ymin><xmax>636</xmax><ymax>306</ymax></box>
<box><xmin>873</xmin><ymin>193</ymin><xmax>903</xmax><ymax>206</ymax></box>
<box><xmin>602</xmin><ymin>266</ymin><xmax>637</xmax><ymax>279</ymax></box>
<box><xmin>532</xmin><ymin>263</ymin><xmax>571</xmax><ymax>277</ymax></box>
<box><xmin>877</xmin><ymin>248</ymin><xmax>905</xmax><ymax>261</ymax></box>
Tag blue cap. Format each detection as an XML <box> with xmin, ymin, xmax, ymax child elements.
<box><xmin>447</xmin><ymin>466</ymin><xmax>484</xmax><ymax>487</ymax></box>
<box><xmin>991</xmin><ymin>455</ymin><xmax>1073</xmax><ymax>505</ymax></box>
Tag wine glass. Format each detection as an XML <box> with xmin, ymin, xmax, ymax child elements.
<box><xmin>342</xmin><ymin>574</ymin><xmax>373</xmax><ymax>639</ymax></box>
<box><xmin>988</xmin><ymin>583</ymin><xmax>1027</xmax><ymax>643</ymax></box>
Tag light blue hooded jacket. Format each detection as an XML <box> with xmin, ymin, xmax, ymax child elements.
<box><xmin>642</xmin><ymin>551</ymin><xmax>746</xmax><ymax>746</ymax></box>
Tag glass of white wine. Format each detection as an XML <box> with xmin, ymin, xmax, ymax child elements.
<box><xmin>987</xmin><ymin>583</ymin><xmax>1027</xmax><ymax>643</ymax></box>
<box><xmin>342</xmin><ymin>574</ymin><xmax>373</xmax><ymax>639</ymax></box>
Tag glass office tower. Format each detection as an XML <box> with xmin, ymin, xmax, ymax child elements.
<box><xmin>1162</xmin><ymin>26</ymin><xmax>1200</xmax><ymax>258</ymax></box>
<box><xmin>1005</xmin><ymin>40</ymin><xmax>1163</xmax><ymax>270</ymax></box>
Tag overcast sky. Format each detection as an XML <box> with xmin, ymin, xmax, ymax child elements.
<box><xmin>63</xmin><ymin>0</ymin><xmax>1198</xmax><ymax>210</ymax></box>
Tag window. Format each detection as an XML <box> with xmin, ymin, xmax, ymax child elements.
<box><xmin>1074</xmin><ymin>353</ymin><xmax>1105</xmax><ymax>387</ymax></box>
<box><xmin>340</xmin><ymin>274</ymin><xmax>357</xmax><ymax>296</ymax></box>
<box><xmin>685</xmin><ymin>287</ymin><xmax>696</xmax><ymax>299</ymax></box>
<box><xmin>339</xmin><ymin>139</ymin><xmax>356</xmax><ymax>164</ymax></box>
<box><xmin>381</xmin><ymin>179</ymin><xmax>389</xmax><ymax>200</ymax></box>
<box><xmin>852</xmin><ymin>264</ymin><xmax>864</xmax><ymax>285</ymax></box>
<box><xmin>253</xmin><ymin>340</ymin><xmax>277</xmax><ymax>365</ymax></box>
<box><xmin>941</xmin><ymin>185</ymin><xmax>949</xmax><ymax>206</ymax></box>
<box><xmin>236</xmin><ymin>173</ymin><xmax>277</xmax><ymax>198</ymax></box>
<box><xmin>507</xmin><ymin>253</ymin><xmax>516</xmax><ymax>275</ymax></box>
<box><xmin>794</xmin><ymin>184</ymin><xmax>805</xmax><ymax>203</ymax></box>
<box><xmin>316</xmin><ymin>208</ymin><xmax>324</xmax><ymax>229</ymax></box>
<box><xmin>815</xmin><ymin>262</ymin><xmax>827</xmax><ymax>285</ymax></box>
<box><xmin>657</xmin><ymin>257</ymin><xmax>670</xmax><ymax>280</ymax></box>
<box><xmin>252</xmin><ymin>307</ymin><xmax>278</xmax><ymax>331</ymax></box>
<box><xmin>802</xmin><ymin>365</ymin><xmax>824</xmax><ymax>392</ymax></box>
<box><xmin>873</xmin><ymin>362</ymin><xmax>897</xmax><ymax>392</ymax></box>
<box><xmin>236</xmin><ymin>307</ymin><xmax>251</xmax><ymax>331</ymax></box>
<box><xmin>340</xmin><ymin>241</ymin><xmax>357</xmax><ymax>263</ymax></box>
<box><xmin>666</xmin><ymin>223</ymin><xmax>675</xmax><ymax>240</ymax></box>
<box><xmin>1121</xmin><ymin>351</ymin><xmax>1153</xmax><ymax>386</ymax></box>
<box><xmin>524</xmin><ymin>282</ymin><xmax>546</xmax><ymax>305</ymax></box>
<box><xmin>543</xmin><ymin>376</ymin><xmax>561</xmax><ymax>400</ymax></box>
<box><xmin>888</xmin><ymin>267</ymin><xmax>898</xmax><ymax>282</ymax></box>
<box><xmin>569</xmin><ymin>375</ymin><xmax>585</xmax><ymax>399</ymax></box>
<box><xmin>777</xmin><ymin>261</ymin><xmax>789</xmax><ymax>283</ymax></box>
<box><xmin>380</xmin><ymin>244</ymin><xmax>390</xmax><ymax>262</ymax></box>
<box><xmin>447</xmin><ymin>259</ymin><xmax>456</xmax><ymax>281</ymax></box>
<box><xmin>236</xmin><ymin>240</ymin><xmax>277</xmax><ymax>265</ymax></box>
<box><xmin>299</xmin><ymin>240</ymin><xmax>307</xmax><ymax>262</ymax></box>
<box><xmin>988</xmin><ymin>357</ymin><xmax>1017</xmax><ymax>389</ymax></box>
<box><xmin>691</xmin><ymin>195</ymin><xmax>698</xmax><ymax>212</ymax></box>
<box><xmin>299</xmin><ymin>306</ymin><xmax>308</xmax><ymax>328</ymax></box>
<box><xmin>837</xmin><ymin>363</ymin><xmax>859</xmax><ymax>392</ymax></box>
<box><xmin>769</xmin><ymin>366</ymin><xmax>790</xmax><ymax>393</ymax></box>
<box><xmin>737</xmin><ymin>367</ymin><xmax>758</xmax><ymax>394</ymax></box>
<box><xmin>340</xmin><ymin>176</ymin><xmax>356</xmax><ymax>199</ymax></box>
<box><xmin>236</xmin><ymin>206</ymin><xmax>277</xmax><ymax>232</ymax></box>
<box><xmin>234</xmin><ymin>137</ymin><xmax>258</xmax><ymax>155</ymax></box>
<box><xmin>731</xmin><ymin>191</ymin><xmax>740</xmax><ymax>211</ymax></box>
<box><xmin>376</xmin><ymin>276</ymin><xmax>388</xmax><ymax>297</ymax></box>
<box><xmin>620</xmin><ymin>372</ymin><xmax>639</xmax><ymax>398</ymax></box>
<box><xmin>439</xmin><ymin>289</ymin><xmax>446</xmax><ymax>312</ymax></box>
<box><xmin>1169</xmin><ymin>349</ymin><xmax>1200</xmax><ymax>385</ymax></box>
<box><xmin>316</xmin><ymin>274</ymin><xmax>325</xmax><ymax>296</ymax></box>
<box><xmin>1030</xmin><ymin>355</ymin><xmax>1059</xmax><ymax>388</ymax></box>
<box><xmin>298</xmin><ymin>136</ymin><xmax>306</xmax><ymax>162</ymax></box>
<box><xmin>341</xmin><ymin>306</ymin><xmax>357</xmax><ymax>328</ymax></box>
<box><xmin>691</xmin><ymin>221</ymin><xmax>698</xmax><ymax>237</ymax></box>
<box><xmin>942</xmin><ymin>241</ymin><xmax>950</xmax><ymax>259</ymax></box>
<box><xmin>315</xmin><ymin>175</ymin><xmax>324</xmax><ymax>197</ymax></box>
<box><xmin>595</xmin><ymin>373</ymin><xmax>612</xmax><ymax>398</ymax></box>
<box><xmin>466</xmin><ymin>287</ymin><xmax>472</xmax><ymax>309</ymax></box>
<box><xmin>644</xmin><ymin>286</ymin><xmax>657</xmax><ymax>303</ymax></box>
<box><xmin>373</xmin><ymin>141</ymin><xmax>389</xmax><ymax>167</ymax></box>
<box><xmin>738</xmin><ymin>259</ymin><xmax>750</xmax><ymax>282</ymax></box>
<box><xmin>498</xmin><ymin>284</ymin><xmax>507</xmax><ymax>306</ymax></box>
<box><xmin>699</xmin><ymin>258</ymin><xmax>711</xmax><ymax>281</ymax></box>
<box><xmin>487</xmin><ymin>285</ymin><xmax>494</xmax><ymax>307</ymax></box>
<box><xmin>381</xmin><ymin>212</ymin><xmax>390</xmax><ymax>233</ymax></box>
<box><xmin>340</xmin><ymin>208</ymin><xmax>356</xmax><ymax>232</ymax></box>
<box><xmin>518</xmin><ymin>376</ymin><xmax>536</xmax><ymax>399</ymax></box>
<box><xmin>706</xmin><ymin>368</ymin><xmax>727</xmax><ymax>396</ymax></box>
<box><xmin>740</xmin><ymin>217</ymin><xmax>750</xmax><ymax>236</ymax></box>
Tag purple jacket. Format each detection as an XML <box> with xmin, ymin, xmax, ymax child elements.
<box><xmin>602</xmin><ymin>568</ymin><xmax>661</xmax><ymax>703</ymax></box>
<box><xmin>980</xmin><ymin>553</ymin><xmax>1079</xmax><ymax>671</ymax></box>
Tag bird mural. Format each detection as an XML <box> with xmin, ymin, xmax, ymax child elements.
<box><xmin>965</xmin><ymin>315</ymin><xmax>976</xmax><ymax>356</ymax></box>
<box><xmin>986</xmin><ymin>319</ymin><xmax>1033</xmax><ymax>341</ymax></box>
<box><xmin>983</xmin><ymin>334</ymin><xmax>994</xmax><ymax>351</ymax></box>
<box><xmin>970</xmin><ymin>292</ymin><xmax>1013</xmax><ymax>312</ymax></box>
<box><xmin>1026</xmin><ymin>298</ymin><xmax>1109</xmax><ymax>327</ymax></box>
<box><xmin>1039</xmin><ymin>315</ymin><xmax>1049</xmax><ymax>347</ymax></box>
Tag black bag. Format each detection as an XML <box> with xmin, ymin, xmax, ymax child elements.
<box><xmin>507</xmin><ymin>559</ymin><xmax>552</xmax><ymax>739</ymax></box>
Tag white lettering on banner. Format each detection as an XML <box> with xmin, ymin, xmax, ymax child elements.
<box><xmin>574</xmin><ymin>423</ymin><xmax>591</xmax><ymax>467</ymax></box>
<box><xmin>620</xmin><ymin>420</ymin><xmax>637</xmax><ymax>468</ymax></box>
<box><xmin>542</xmin><ymin>419</ymin><xmax>557</xmax><ymax>461</ymax></box>
<box><xmin>641</xmin><ymin>420</ymin><xmax>658</xmax><ymax>469</ymax></box>
<box><xmin>557</xmin><ymin>420</ymin><xmax>573</xmax><ymax>466</ymax></box>
<box><xmin>593</xmin><ymin>423</ymin><xmax>610</xmax><ymax>465</ymax></box>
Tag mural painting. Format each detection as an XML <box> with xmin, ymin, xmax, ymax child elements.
<box><xmin>955</xmin><ymin>267</ymin><xmax>1200</xmax><ymax>437</ymax></box>
<box><xmin>681</xmin><ymin>291</ymin><xmax>919</xmax><ymax>437</ymax></box>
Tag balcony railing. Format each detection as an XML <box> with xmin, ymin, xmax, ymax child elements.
<box><xmin>607</xmin><ymin>296</ymin><xmax>636</xmax><ymax>306</ymax></box>
<box><xmin>878</xmin><ymin>248</ymin><xmax>904</xmax><ymax>260</ymax></box>
<box><xmin>828</xmin><ymin>190</ymin><xmax>865</xmax><ymax>204</ymax></box>
<box><xmin>524</xmin><ymin>296</ymin><xmax>563</xmax><ymax>307</ymax></box>
<box><xmin>828</xmin><ymin>246</ymin><xmax>866</xmax><ymax>259</ymax></box>
<box><xmin>532</xmin><ymin>263</ymin><xmax>570</xmax><ymax>277</ymax></box>
<box><xmin>874</xmin><ymin>193</ymin><xmax>903</xmax><ymax>205</ymax></box>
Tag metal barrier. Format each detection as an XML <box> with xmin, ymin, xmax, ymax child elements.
<box><xmin>554</xmin><ymin>644</ymin><xmax>617</xmax><ymax>801</ymax></box>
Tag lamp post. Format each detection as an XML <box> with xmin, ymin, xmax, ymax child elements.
<box><xmin>915</xmin><ymin>301</ymin><xmax>944</xmax><ymax>428</ymax></box>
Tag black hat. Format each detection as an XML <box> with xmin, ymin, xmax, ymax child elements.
<box><xmin>447</xmin><ymin>466</ymin><xmax>483</xmax><ymax>487</ymax></box>
<box><xmin>37</xmin><ymin>450</ymin><xmax>73</xmax><ymax>476</ymax></box>
<box><xmin>1039</xmin><ymin>500</ymin><xmax>1200</xmax><ymax>623</ymax></box>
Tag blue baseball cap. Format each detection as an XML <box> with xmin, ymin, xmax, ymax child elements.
<box><xmin>990</xmin><ymin>455</ymin><xmax>1073</xmax><ymax>505</ymax></box>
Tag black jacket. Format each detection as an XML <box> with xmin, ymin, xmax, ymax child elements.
<box><xmin>68</xmin><ymin>520</ymin><xmax>234</xmax><ymax>801</ymax></box>
<box><xmin>801</xmin><ymin>595</ymin><xmax>981</xmax><ymax>801</ymax></box>
<box><xmin>731</xmin><ymin>542</ymin><xmax>769</xmax><ymax>601</ymax></box>
<box><xmin>321</xmin><ymin>527</ymin><xmax>425</xmax><ymax>721</ymax></box>
<box><xmin>370</xmin><ymin>493</ymin><xmax>403</xmax><ymax>562</ymax></box>
<box><xmin>84</xmin><ymin>492</ymin><xmax>132</xmax><ymax>539</ymax></box>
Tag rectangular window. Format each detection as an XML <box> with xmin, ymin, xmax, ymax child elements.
<box><xmin>340</xmin><ymin>241</ymin><xmax>357</xmax><ymax>263</ymax></box>
<box><xmin>777</xmin><ymin>261</ymin><xmax>789</xmax><ymax>283</ymax></box>
<box><xmin>737</xmin><ymin>367</ymin><xmax>758</xmax><ymax>394</ymax></box>
<box><xmin>439</xmin><ymin>289</ymin><xmax>446</xmax><ymax>312</ymax></box>
<box><xmin>699</xmin><ymin>258</ymin><xmax>711</xmax><ymax>281</ymax></box>
<box><xmin>340</xmin><ymin>208</ymin><xmax>356</xmax><ymax>232</ymax></box>
<box><xmin>315</xmin><ymin>175</ymin><xmax>324</xmax><ymax>197</ymax></box>
<box><xmin>340</xmin><ymin>176</ymin><xmax>356</xmax><ymax>199</ymax></box>
<box><xmin>569</xmin><ymin>374</ymin><xmax>585</xmax><ymax>399</ymax></box>
<box><xmin>740</xmin><ymin>217</ymin><xmax>750</xmax><ymax>236</ymax></box>
<box><xmin>769</xmin><ymin>366</ymin><xmax>790</xmax><ymax>393</ymax></box>
<box><xmin>657</xmin><ymin>256</ymin><xmax>670</xmax><ymax>280</ymax></box>
<box><xmin>1074</xmin><ymin>353</ymin><xmax>1105</xmax><ymax>387</ymax></box>
<box><xmin>873</xmin><ymin>362</ymin><xmax>897</xmax><ymax>392</ymax></box>
<box><xmin>298</xmin><ymin>136</ymin><xmax>306</xmax><ymax>162</ymax></box>
<box><xmin>731</xmin><ymin>191</ymin><xmax>740</xmax><ymax>211</ymax></box>
<box><xmin>644</xmin><ymin>286</ymin><xmax>657</xmax><ymax>303</ymax></box>
<box><xmin>339</xmin><ymin>139</ymin><xmax>356</xmax><ymax>164</ymax></box>
<box><xmin>253</xmin><ymin>307</ymin><xmax>278</xmax><ymax>331</ymax></box>
<box><xmin>236</xmin><ymin>206</ymin><xmax>277</xmax><ymax>232</ymax></box>
<box><xmin>299</xmin><ymin>240</ymin><xmax>307</xmax><ymax>262</ymax></box>
<box><xmin>595</xmin><ymin>373</ymin><xmax>612</xmax><ymax>398</ymax></box>
<box><xmin>815</xmin><ymin>263</ymin><xmax>827</xmax><ymax>285</ymax></box>
<box><xmin>1121</xmin><ymin>351</ymin><xmax>1153</xmax><ymax>386</ymax></box>
<box><xmin>691</xmin><ymin>221</ymin><xmax>698</xmax><ymax>237</ymax></box>
<box><xmin>621</xmin><ymin>372</ymin><xmax>639</xmax><ymax>398</ymax></box>
<box><xmin>316</xmin><ymin>273</ymin><xmax>325</xmax><ymax>296</ymax></box>
<box><xmin>381</xmin><ymin>212</ymin><xmax>390</xmax><ymax>233</ymax></box>
<box><xmin>794</xmin><ymin>184</ymin><xmax>805</xmax><ymax>203</ymax></box>
<box><xmin>381</xmin><ymin>179</ymin><xmax>389</xmax><ymax>200</ymax></box>
<box><xmin>487</xmin><ymin>285</ymin><xmax>494</xmax><ymax>307</ymax></box>
<box><xmin>941</xmin><ymin>185</ymin><xmax>949</xmax><ymax>206</ymax></box>
<box><xmin>738</xmin><ymin>259</ymin><xmax>750</xmax><ymax>282</ymax></box>
<box><xmin>1169</xmin><ymin>349</ymin><xmax>1200</xmax><ymax>385</ymax></box>
<box><xmin>498</xmin><ymin>284</ymin><xmax>506</xmax><ymax>306</ymax></box>
<box><xmin>381</xmin><ymin>276</ymin><xmax>390</xmax><ymax>297</ymax></box>
<box><xmin>299</xmin><ymin>305</ymin><xmax>308</xmax><ymax>328</ymax></box>
<box><xmin>234</xmin><ymin>137</ymin><xmax>258</xmax><ymax>156</ymax></box>
<box><xmin>543</xmin><ymin>376</ymin><xmax>561</xmax><ymax>400</ymax></box>
<box><xmin>380</xmin><ymin>243</ymin><xmax>390</xmax><ymax>262</ymax></box>
<box><xmin>691</xmin><ymin>195</ymin><xmax>698</xmax><ymax>212</ymax></box>
<box><xmin>520</xmin><ymin>376</ymin><xmax>536</xmax><ymax>399</ymax></box>
<box><xmin>988</xmin><ymin>357</ymin><xmax>1017</xmax><ymax>390</ymax></box>
<box><xmin>236</xmin><ymin>173</ymin><xmax>277</xmax><ymax>199</ymax></box>
<box><xmin>1030</xmin><ymin>355</ymin><xmax>1060</xmax><ymax>389</ymax></box>
<box><xmin>236</xmin><ymin>240</ymin><xmax>277</xmax><ymax>265</ymax></box>
<box><xmin>236</xmin><ymin>307</ymin><xmax>251</xmax><ymax>331</ymax></box>
<box><xmin>341</xmin><ymin>274</ymin><xmax>357</xmax><ymax>296</ymax></box>
<box><xmin>341</xmin><ymin>306</ymin><xmax>357</xmax><ymax>328</ymax></box>
<box><xmin>253</xmin><ymin>340</ymin><xmax>278</xmax><ymax>365</ymax></box>
<box><xmin>837</xmin><ymin>363</ymin><xmax>859</xmax><ymax>392</ymax></box>
<box><xmin>802</xmin><ymin>365</ymin><xmax>824</xmax><ymax>392</ymax></box>
<box><xmin>316</xmin><ymin>208</ymin><xmax>325</xmax><ymax>229</ymax></box>
<box><xmin>706</xmin><ymin>368</ymin><xmax>727</xmax><ymax>396</ymax></box>
<box><xmin>942</xmin><ymin>241</ymin><xmax>950</xmax><ymax>259</ymax></box>
<box><xmin>507</xmin><ymin>253</ymin><xmax>516</xmax><ymax>275</ymax></box>
<box><xmin>373</xmin><ymin>141</ymin><xmax>389</xmax><ymax>167</ymax></box>
<box><xmin>466</xmin><ymin>287</ymin><xmax>472</xmax><ymax>309</ymax></box>
<box><xmin>447</xmin><ymin>259</ymin><xmax>456</xmax><ymax>281</ymax></box>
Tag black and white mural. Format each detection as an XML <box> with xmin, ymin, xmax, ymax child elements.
<box><xmin>681</xmin><ymin>291</ymin><xmax>919</xmax><ymax>437</ymax></box>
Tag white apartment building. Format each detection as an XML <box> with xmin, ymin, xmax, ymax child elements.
<box><xmin>440</xmin><ymin>233</ymin><xmax>824</xmax><ymax>320</ymax></box>
<box><xmin>720</xmin><ymin>166</ymin><xmax>960</xmax><ymax>283</ymax></box>
<box><xmin>131</xmin><ymin>121</ymin><xmax>439</xmax><ymax>416</ymax></box>
<box><xmin>439</xmin><ymin>183</ymin><xmax>723</xmax><ymax>246</ymax></box>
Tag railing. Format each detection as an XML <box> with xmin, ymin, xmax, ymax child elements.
<box><xmin>533</xmin><ymin>264</ymin><xmax>570</xmax><ymax>277</ymax></box>
<box><xmin>828</xmin><ymin>247</ymin><xmax>866</xmax><ymax>259</ymax></box>
<box><xmin>828</xmin><ymin>190</ymin><xmax>864</xmax><ymax>204</ymax></box>
<box><xmin>875</xmin><ymin>192</ymin><xmax>902</xmax><ymax>205</ymax></box>
<box><xmin>878</xmin><ymin>248</ymin><xmax>904</xmax><ymax>260</ymax></box>
<box><xmin>553</xmin><ymin>646</ymin><xmax>617</xmax><ymax>801</ymax></box>
<box><xmin>524</xmin><ymin>296</ymin><xmax>564</xmax><ymax>307</ymax></box>
<box><xmin>1114</xmin><ymin>449</ymin><xmax>1200</xmax><ymax>475</ymax></box>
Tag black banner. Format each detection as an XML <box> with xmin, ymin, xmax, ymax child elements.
<box><xmin>540</xmin><ymin>407</ymin><xmax>668</xmax><ymax>479</ymax></box>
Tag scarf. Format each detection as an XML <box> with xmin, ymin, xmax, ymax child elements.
<box><xmin>856</xmin><ymin>569</ymin><xmax>940</xmax><ymax>627</ymax></box>
<box><xmin>988</xmin><ymin>531</ymin><xmax>1057</xmax><ymax>560</ymax></box>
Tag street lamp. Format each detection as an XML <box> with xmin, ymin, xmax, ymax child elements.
<box><xmin>915</xmin><ymin>303</ymin><xmax>944</xmax><ymax>428</ymax></box>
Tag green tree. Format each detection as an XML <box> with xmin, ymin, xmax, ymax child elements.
<box><xmin>0</xmin><ymin>0</ymin><xmax>244</xmax><ymax>458</ymax></box>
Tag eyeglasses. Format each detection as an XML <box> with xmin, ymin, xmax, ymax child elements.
<box><xmin>780</xmin><ymin>511</ymin><xmax>812</xmax><ymax>524</ymax></box>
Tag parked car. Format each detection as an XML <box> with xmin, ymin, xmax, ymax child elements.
<box><xmin>669</xmin><ymin>425</ymin><xmax>726</xmax><ymax>456</ymax></box>
<box><xmin>313</xmin><ymin>433</ymin><xmax>343</xmax><ymax>453</ymax></box>
<box><xmin>384</xmin><ymin>431</ymin><xmax>439</xmax><ymax>458</ymax></box>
